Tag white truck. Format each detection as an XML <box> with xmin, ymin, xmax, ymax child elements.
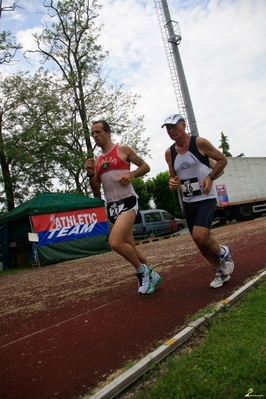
<box><xmin>213</xmin><ymin>157</ymin><xmax>266</xmax><ymax>223</ymax></box>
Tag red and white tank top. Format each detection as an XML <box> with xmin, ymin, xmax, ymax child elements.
<box><xmin>96</xmin><ymin>144</ymin><xmax>137</xmax><ymax>203</ymax></box>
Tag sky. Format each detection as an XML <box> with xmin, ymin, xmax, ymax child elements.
<box><xmin>1</xmin><ymin>0</ymin><xmax>266</xmax><ymax>179</ymax></box>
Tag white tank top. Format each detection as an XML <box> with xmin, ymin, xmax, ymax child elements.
<box><xmin>170</xmin><ymin>136</ymin><xmax>216</xmax><ymax>203</ymax></box>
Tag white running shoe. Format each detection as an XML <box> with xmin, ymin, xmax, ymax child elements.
<box><xmin>210</xmin><ymin>269</ymin><xmax>230</xmax><ymax>289</ymax></box>
<box><xmin>146</xmin><ymin>270</ymin><xmax>162</xmax><ymax>294</ymax></box>
<box><xmin>218</xmin><ymin>246</ymin><xmax>234</xmax><ymax>276</ymax></box>
<box><xmin>136</xmin><ymin>264</ymin><xmax>151</xmax><ymax>295</ymax></box>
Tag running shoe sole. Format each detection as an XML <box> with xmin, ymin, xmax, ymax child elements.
<box><xmin>210</xmin><ymin>274</ymin><xmax>230</xmax><ymax>288</ymax></box>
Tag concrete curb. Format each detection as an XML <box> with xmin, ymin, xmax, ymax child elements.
<box><xmin>89</xmin><ymin>269</ymin><xmax>266</xmax><ymax>399</ymax></box>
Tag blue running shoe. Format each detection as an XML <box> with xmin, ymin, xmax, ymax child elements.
<box><xmin>210</xmin><ymin>269</ymin><xmax>230</xmax><ymax>288</ymax></box>
<box><xmin>218</xmin><ymin>246</ymin><xmax>234</xmax><ymax>276</ymax></box>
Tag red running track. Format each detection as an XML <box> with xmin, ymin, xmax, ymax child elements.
<box><xmin>0</xmin><ymin>218</ymin><xmax>265</xmax><ymax>399</ymax></box>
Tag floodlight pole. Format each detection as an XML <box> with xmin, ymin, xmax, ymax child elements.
<box><xmin>154</xmin><ymin>0</ymin><xmax>199</xmax><ymax>136</ymax></box>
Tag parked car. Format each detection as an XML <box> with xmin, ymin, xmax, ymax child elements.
<box><xmin>132</xmin><ymin>209</ymin><xmax>185</xmax><ymax>239</ymax></box>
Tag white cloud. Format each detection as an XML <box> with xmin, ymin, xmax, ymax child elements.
<box><xmin>1</xmin><ymin>0</ymin><xmax>266</xmax><ymax>178</ymax></box>
<box><xmin>16</xmin><ymin>27</ymin><xmax>42</xmax><ymax>50</ymax></box>
<box><xmin>96</xmin><ymin>0</ymin><xmax>266</xmax><ymax>177</ymax></box>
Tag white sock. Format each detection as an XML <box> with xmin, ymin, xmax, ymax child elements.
<box><xmin>217</xmin><ymin>246</ymin><xmax>226</xmax><ymax>257</ymax></box>
<box><xmin>137</xmin><ymin>264</ymin><xmax>144</xmax><ymax>274</ymax></box>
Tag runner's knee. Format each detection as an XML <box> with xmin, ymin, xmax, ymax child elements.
<box><xmin>108</xmin><ymin>235</ymin><xmax>122</xmax><ymax>252</ymax></box>
<box><xmin>192</xmin><ymin>230</ymin><xmax>209</xmax><ymax>248</ymax></box>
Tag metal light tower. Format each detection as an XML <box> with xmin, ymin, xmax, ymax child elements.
<box><xmin>154</xmin><ymin>0</ymin><xmax>199</xmax><ymax>136</ymax></box>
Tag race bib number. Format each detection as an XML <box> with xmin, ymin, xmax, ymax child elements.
<box><xmin>180</xmin><ymin>177</ymin><xmax>201</xmax><ymax>197</ymax></box>
<box><xmin>108</xmin><ymin>203</ymin><xmax>124</xmax><ymax>219</ymax></box>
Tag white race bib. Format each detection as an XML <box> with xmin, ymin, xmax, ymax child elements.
<box><xmin>180</xmin><ymin>177</ymin><xmax>201</xmax><ymax>197</ymax></box>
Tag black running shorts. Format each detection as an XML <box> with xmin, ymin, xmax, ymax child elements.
<box><xmin>107</xmin><ymin>195</ymin><xmax>138</xmax><ymax>225</ymax></box>
<box><xmin>183</xmin><ymin>198</ymin><xmax>216</xmax><ymax>234</ymax></box>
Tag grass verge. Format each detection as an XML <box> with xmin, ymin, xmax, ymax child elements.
<box><xmin>0</xmin><ymin>266</ymin><xmax>35</xmax><ymax>276</ymax></box>
<box><xmin>126</xmin><ymin>278</ymin><xmax>266</xmax><ymax>399</ymax></box>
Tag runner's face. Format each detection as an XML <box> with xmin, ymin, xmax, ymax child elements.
<box><xmin>166</xmin><ymin>122</ymin><xmax>185</xmax><ymax>140</ymax></box>
<box><xmin>91</xmin><ymin>123</ymin><xmax>109</xmax><ymax>147</ymax></box>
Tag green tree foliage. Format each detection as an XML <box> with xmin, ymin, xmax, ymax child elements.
<box><xmin>130</xmin><ymin>173</ymin><xmax>184</xmax><ymax>217</ymax></box>
<box><xmin>219</xmin><ymin>131</ymin><xmax>232</xmax><ymax>157</ymax></box>
<box><xmin>0</xmin><ymin>30</ymin><xmax>22</xmax><ymax>64</ymax></box>
<box><xmin>147</xmin><ymin>171</ymin><xmax>183</xmax><ymax>217</ymax></box>
<box><xmin>26</xmin><ymin>0</ymin><xmax>150</xmax><ymax>158</ymax></box>
<box><xmin>0</xmin><ymin>70</ymin><xmax>66</xmax><ymax>210</ymax></box>
<box><xmin>0</xmin><ymin>0</ymin><xmax>150</xmax><ymax>211</ymax></box>
<box><xmin>26</xmin><ymin>0</ymin><xmax>104</xmax><ymax>157</ymax></box>
<box><xmin>219</xmin><ymin>131</ymin><xmax>244</xmax><ymax>157</ymax></box>
<box><xmin>28</xmin><ymin>0</ymin><xmax>149</xmax><ymax>187</ymax></box>
<box><xmin>131</xmin><ymin>177</ymin><xmax>152</xmax><ymax>210</ymax></box>
<box><xmin>0</xmin><ymin>1</ymin><xmax>21</xmax><ymax>63</ymax></box>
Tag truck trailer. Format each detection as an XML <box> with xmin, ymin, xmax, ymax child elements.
<box><xmin>213</xmin><ymin>157</ymin><xmax>266</xmax><ymax>223</ymax></box>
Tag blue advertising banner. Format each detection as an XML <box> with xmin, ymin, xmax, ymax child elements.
<box><xmin>31</xmin><ymin>207</ymin><xmax>109</xmax><ymax>246</ymax></box>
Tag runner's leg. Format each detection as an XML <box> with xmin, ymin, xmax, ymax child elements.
<box><xmin>108</xmin><ymin>210</ymin><xmax>142</xmax><ymax>269</ymax></box>
<box><xmin>192</xmin><ymin>225</ymin><xmax>221</xmax><ymax>269</ymax></box>
<box><xmin>125</xmin><ymin>229</ymin><xmax>147</xmax><ymax>265</ymax></box>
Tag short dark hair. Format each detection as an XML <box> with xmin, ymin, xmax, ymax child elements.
<box><xmin>92</xmin><ymin>120</ymin><xmax>111</xmax><ymax>132</ymax></box>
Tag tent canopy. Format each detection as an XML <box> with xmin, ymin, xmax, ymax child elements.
<box><xmin>0</xmin><ymin>192</ymin><xmax>104</xmax><ymax>225</ymax></box>
<box><xmin>0</xmin><ymin>193</ymin><xmax>110</xmax><ymax>269</ymax></box>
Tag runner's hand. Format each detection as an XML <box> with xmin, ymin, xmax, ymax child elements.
<box><xmin>84</xmin><ymin>158</ymin><xmax>95</xmax><ymax>175</ymax></box>
<box><xmin>118</xmin><ymin>173</ymin><xmax>132</xmax><ymax>186</ymax></box>
<box><xmin>169</xmin><ymin>176</ymin><xmax>180</xmax><ymax>190</ymax></box>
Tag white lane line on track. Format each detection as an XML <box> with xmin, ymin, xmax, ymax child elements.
<box><xmin>0</xmin><ymin>300</ymin><xmax>118</xmax><ymax>349</ymax></box>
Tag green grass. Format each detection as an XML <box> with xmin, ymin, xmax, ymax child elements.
<box><xmin>0</xmin><ymin>266</ymin><xmax>36</xmax><ymax>276</ymax></box>
<box><xmin>133</xmin><ymin>279</ymin><xmax>266</xmax><ymax>399</ymax></box>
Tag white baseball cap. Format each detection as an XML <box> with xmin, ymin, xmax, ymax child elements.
<box><xmin>161</xmin><ymin>114</ymin><xmax>185</xmax><ymax>128</ymax></box>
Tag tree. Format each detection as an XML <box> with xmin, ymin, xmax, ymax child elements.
<box><xmin>25</xmin><ymin>0</ymin><xmax>104</xmax><ymax>157</ymax></box>
<box><xmin>219</xmin><ymin>131</ymin><xmax>232</xmax><ymax>157</ymax></box>
<box><xmin>131</xmin><ymin>177</ymin><xmax>152</xmax><ymax>210</ymax></box>
<box><xmin>0</xmin><ymin>0</ymin><xmax>151</xmax><ymax>211</ymax></box>
<box><xmin>147</xmin><ymin>171</ymin><xmax>182</xmax><ymax>217</ymax></box>
<box><xmin>219</xmin><ymin>131</ymin><xmax>244</xmax><ymax>157</ymax></box>
<box><xmin>0</xmin><ymin>30</ymin><xmax>22</xmax><ymax>64</ymax></box>
<box><xmin>0</xmin><ymin>1</ymin><xmax>22</xmax><ymax>64</ymax></box>
<box><xmin>24</xmin><ymin>0</ymin><xmax>150</xmax><ymax>192</ymax></box>
<box><xmin>0</xmin><ymin>70</ymin><xmax>67</xmax><ymax>210</ymax></box>
<box><xmin>0</xmin><ymin>106</ymin><xmax>14</xmax><ymax>211</ymax></box>
<box><xmin>0</xmin><ymin>0</ymin><xmax>20</xmax><ymax>18</ymax></box>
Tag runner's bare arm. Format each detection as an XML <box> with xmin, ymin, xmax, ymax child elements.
<box><xmin>165</xmin><ymin>147</ymin><xmax>180</xmax><ymax>190</ymax></box>
<box><xmin>209</xmin><ymin>158</ymin><xmax>224</xmax><ymax>179</ymax></box>
<box><xmin>117</xmin><ymin>146</ymin><xmax>150</xmax><ymax>185</ymax></box>
<box><xmin>84</xmin><ymin>158</ymin><xmax>101</xmax><ymax>197</ymax></box>
<box><xmin>197</xmin><ymin>137</ymin><xmax>227</xmax><ymax>178</ymax></box>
